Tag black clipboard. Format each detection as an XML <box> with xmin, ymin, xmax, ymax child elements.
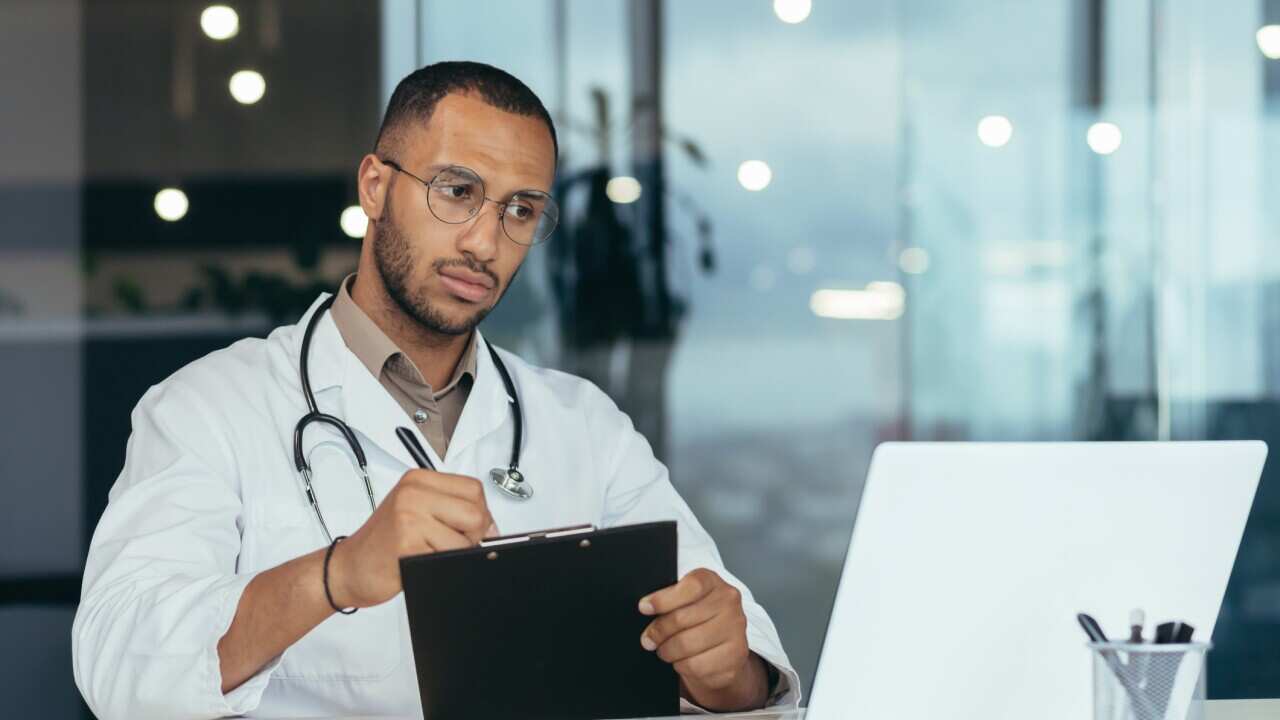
<box><xmin>400</xmin><ymin>520</ymin><xmax>679</xmax><ymax>720</ymax></box>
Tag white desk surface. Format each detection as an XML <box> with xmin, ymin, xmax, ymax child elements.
<box><xmin>274</xmin><ymin>700</ymin><xmax>1280</xmax><ymax>719</ymax></box>
<box><xmin>1205</xmin><ymin>699</ymin><xmax>1280</xmax><ymax>720</ymax></box>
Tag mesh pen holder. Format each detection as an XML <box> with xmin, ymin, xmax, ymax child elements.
<box><xmin>1089</xmin><ymin>641</ymin><xmax>1210</xmax><ymax>720</ymax></box>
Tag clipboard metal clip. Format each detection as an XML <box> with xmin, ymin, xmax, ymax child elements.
<box><xmin>479</xmin><ymin>523</ymin><xmax>597</xmax><ymax>548</ymax></box>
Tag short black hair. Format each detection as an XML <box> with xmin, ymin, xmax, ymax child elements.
<box><xmin>374</xmin><ymin>60</ymin><xmax>559</xmax><ymax>163</ymax></box>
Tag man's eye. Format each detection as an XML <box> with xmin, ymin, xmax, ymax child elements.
<box><xmin>435</xmin><ymin>184</ymin><xmax>473</xmax><ymax>200</ymax></box>
<box><xmin>507</xmin><ymin>204</ymin><xmax>533</xmax><ymax>221</ymax></box>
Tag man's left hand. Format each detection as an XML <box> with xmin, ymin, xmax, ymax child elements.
<box><xmin>639</xmin><ymin>568</ymin><xmax>770</xmax><ymax>711</ymax></box>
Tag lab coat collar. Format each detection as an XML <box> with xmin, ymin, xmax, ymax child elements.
<box><xmin>296</xmin><ymin>292</ymin><xmax>511</xmax><ymax>470</ymax></box>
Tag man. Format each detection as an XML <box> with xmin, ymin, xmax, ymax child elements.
<box><xmin>73</xmin><ymin>61</ymin><xmax>797</xmax><ymax>718</ymax></box>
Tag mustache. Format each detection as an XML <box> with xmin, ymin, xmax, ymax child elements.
<box><xmin>433</xmin><ymin>257</ymin><xmax>499</xmax><ymax>288</ymax></box>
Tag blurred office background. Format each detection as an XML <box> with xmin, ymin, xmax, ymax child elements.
<box><xmin>2</xmin><ymin>0</ymin><xmax>1279</xmax><ymax>715</ymax></box>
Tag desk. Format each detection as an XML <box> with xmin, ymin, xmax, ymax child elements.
<box><xmin>1206</xmin><ymin>699</ymin><xmax>1280</xmax><ymax>720</ymax></box>
<box><xmin>279</xmin><ymin>700</ymin><xmax>1280</xmax><ymax>719</ymax></box>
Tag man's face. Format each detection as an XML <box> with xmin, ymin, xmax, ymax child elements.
<box><xmin>372</xmin><ymin>93</ymin><xmax>556</xmax><ymax>336</ymax></box>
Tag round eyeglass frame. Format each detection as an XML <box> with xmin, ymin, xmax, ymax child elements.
<box><xmin>381</xmin><ymin>158</ymin><xmax>558</xmax><ymax>246</ymax></box>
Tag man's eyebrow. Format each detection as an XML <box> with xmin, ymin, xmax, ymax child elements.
<box><xmin>512</xmin><ymin>182</ymin><xmax>553</xmax><ymax>196</ymax></box>
<box><xmin>421</xmin><ymin>161</ymin><xmax>553</xmax><ymax>196</ymax></box>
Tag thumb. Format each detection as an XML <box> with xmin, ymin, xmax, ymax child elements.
<box><xmin>485</xmin><ymin>522</ymin><xmax>500</xmax><ymax>539</ymax></box>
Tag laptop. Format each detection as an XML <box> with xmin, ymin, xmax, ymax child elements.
<box><xmin>806</xmin><ymin>441</ymin><xmax>1267</xmax><ymax>720</ymax></box>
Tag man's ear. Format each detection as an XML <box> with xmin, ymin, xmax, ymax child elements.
<box><xmin>357</xmin><ymin>154</ymin><xmax>391</xmax><ymax>222</ymax></box>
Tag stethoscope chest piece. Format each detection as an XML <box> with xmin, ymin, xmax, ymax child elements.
<box><xmin>490</xmin><ymin>467</ymin><xmax>533</xmax><ymax>500</ymax></box>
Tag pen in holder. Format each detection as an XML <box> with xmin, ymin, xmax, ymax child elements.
<box><xmin>1089</xmin><ymin>641</ymin><xmax>1210</xmax><ymax>720</ymax></box>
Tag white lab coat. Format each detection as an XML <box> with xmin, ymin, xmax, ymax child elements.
<box><xmin>72</xmin><ymin>294</ymin><xmax>799</xmax><ymax>720</ymax></box>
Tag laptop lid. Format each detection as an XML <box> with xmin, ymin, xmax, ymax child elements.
<box><xmin>806</xmin><ymin>441</ymin><xmax>1266</xmax><ymax>720</ymax></box>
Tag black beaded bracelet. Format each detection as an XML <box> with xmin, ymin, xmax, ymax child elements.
<box><xmin>324</xmin><ymin>535</ymin><xmax>357</xmax><ymax>615</ymax></box>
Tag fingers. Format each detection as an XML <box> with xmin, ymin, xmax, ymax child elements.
<box><xmin>386</xmin><ymin>513</ymin><xmax>471</xmax><ymax>555</ymax></box>
<box><xmin>421</xmin><ymin>494</ymin><xmax>493</xmax><ymax>544</ymax></box>
<box><xmin>650</xmin><ymin>612</ymin><xmax>729</xmax><ymax>663</ymax></box>
<box><xmin>639</xmin><ymin>568</ymin><xmax>719</xmax><ymax>616</ymax></box>
<box><xmin>344</xmin><ymin>470</ymin><xmax>491</xmax><ymax>608</ymax></box>
<box><xmin>396</xmin><ymin>471</ymin><xmax>493</xmax><ymax>543</ymax></box>
<box><xmin>671</xmin><ymin>640</ymin><xmax>746</xmax><ymax>690</ymax></box>
<box><xmin>639</xmin><ymin>569</ymin><xmax>752</xmax><ymax>691</ymax></box>
<box><xmin>405</xmin><ymin>469</ymin><xmax>487</xmax><ymax>504</ymax></box>
<box><xmin>641</xmin><ymin>594</ymin><xmax>720</xmax><ymax>650</ymax></box>
<box><xmin>417</xmin><ymin>519</ymin><xmax>473</xmax><ymax>554</ymax></box>
<box><xmin>644</xmin><ymin>584</ymin><xmax>746</xmax><ymax>661</ymax></box>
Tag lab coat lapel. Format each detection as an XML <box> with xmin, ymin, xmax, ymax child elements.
<box><xmin>444</xmin><ymin>329</ymin><xmax>511</xmax><ymax>463</ymax></box>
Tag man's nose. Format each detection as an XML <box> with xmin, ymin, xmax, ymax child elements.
<box><xmin>455</xmin><ymin>200</ymin><xmax>505</xmax><ymax>262</ymax></box>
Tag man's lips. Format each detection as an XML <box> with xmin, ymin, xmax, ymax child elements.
<box><xmin>438</xmin><ymin>268</ymin><xmax>495</xmax><ymax>303</ymax></box>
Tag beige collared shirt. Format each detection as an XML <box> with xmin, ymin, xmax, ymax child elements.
<box><xmin>330</xmin><ymin>274</ymin><xmax>478</xmax><ymax>459</ymax></box>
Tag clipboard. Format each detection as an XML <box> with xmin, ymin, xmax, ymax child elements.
<box><xmin>400</xmin><ymin>520</ymin><xmax>679</xmax><ymax>720</ymax></box>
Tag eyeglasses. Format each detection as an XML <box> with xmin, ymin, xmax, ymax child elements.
<box><xmin>381</xmin><ymin>159</ymin><xmax>559</xmax><ymax>246</ymax></box>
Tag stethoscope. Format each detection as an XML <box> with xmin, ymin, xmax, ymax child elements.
<box><xmin>294</xmin><ymin>295</ymin><xmax>531</xmax><ymax>544</ymax></box>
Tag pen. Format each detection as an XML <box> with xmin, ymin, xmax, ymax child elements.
<box><xmin>396</xmin><ymin>427</ymin><xmax>437</xmax><ymax>471</ymax></box>
<box><xmin>1150</xmin><ymin>620</ymin><xmax>1196</xmax><ymax>718</ymax></box>
<box><xmin>1129</xmin><ymin>609</ymin><xmax>1151</xmax><ymax>714</ymax></box>
<box><xmin>1128</xmin><ymin>609</ymin><xmax>1146</xmax><ymax>643</ymax></box>
<box><xmin>1155</xmin><ymin>620</ymin><xmax>1195</xmax><ymax>644</ymax></box>
<box><xmin>1076</xmin><ymin>613</ymin><xmax>1110</xmax><ymax>644</ymax></box>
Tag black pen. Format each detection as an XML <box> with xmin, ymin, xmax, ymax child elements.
<box><xmin>1155</xmin><ymin>620</ymin><xmax>1195</xmax><ymax>644</ymax></box>
<box><xmin>1077</xmin><ymin>613</ymin><xmax>1109</xmax><ymax>644</ymax></box>
<box><xmin>1150</xmin><ymin>620</ymin><xmax>1196</xmax><ymax>717</ymax></box>
<box><xmin>396</xmin><ymin>427</ymin><xmax>437</xmax><ymax>471</ymax></box>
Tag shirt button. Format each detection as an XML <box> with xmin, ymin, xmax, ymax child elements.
<box><xmin>413</xmin><ymin>409</ymin><xmax>428</xmax><ymax>424</ymax></box>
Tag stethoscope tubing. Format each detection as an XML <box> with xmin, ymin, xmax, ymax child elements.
<box><xmin>293</xmin><ymin>294</ymin><xmax>530</xmax><ymax>543</ymax></box>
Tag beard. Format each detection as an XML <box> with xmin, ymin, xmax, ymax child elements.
<box><xmin>371</xmin><ymin>197</ymin><xmax>507</xmax><ymax>337</ymax></box>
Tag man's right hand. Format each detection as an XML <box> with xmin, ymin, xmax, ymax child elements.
<box><xmin>328</xmin><ymin>469</ymin><xmax>496</xmax><ymax>609</ymax></box>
